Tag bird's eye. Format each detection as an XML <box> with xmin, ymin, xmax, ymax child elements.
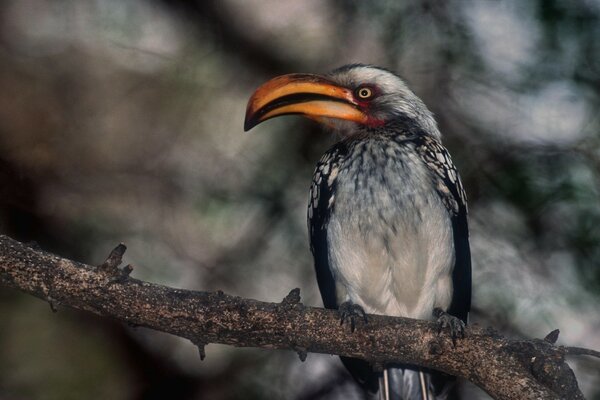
<box><xmin>356</xmin><ymin>87</ymin><xmax>373</xmax><ymax>99</ymax></box>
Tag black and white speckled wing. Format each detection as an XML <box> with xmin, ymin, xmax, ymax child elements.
<box><xmin>308</xmin><ymin>142</ymin><xmax>380</xmax><ymax>394</ymax></box>
<box><xmin>307</xmin><ymin>143</ymin><xmax>348</xmax><ymax>310</ymax></box>
<box><xmin>415</xmin><ymin>136</ymin><xmax>472</xmax><ymax>323</ymax></box>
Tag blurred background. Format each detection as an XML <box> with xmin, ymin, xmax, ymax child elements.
<box><xmin>0</xmin><ymin>0</ymin><xmax>598</xmax><ymax>399</ymax></box>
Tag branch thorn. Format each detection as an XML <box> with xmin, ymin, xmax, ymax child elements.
<box><xmin>47</xmin><ymin>296</ymin><xmax>59</xmax><ymax>313</ymax></box>
<box><xmin>544</xmin><ymin>329</ymin><xmax>560</xmax><ymax>344</ymax></box>
<box><xmin>192</xmin><ymin>340</ymin><xmax>207</xmax><ymax>360</ymax></box>
<box><xmin>294</xmin><ymin>346</ymin><xmax>307</xmax><ymax>362</ymax></box>
<box><xmin>97</xmin><ymin>243</ymin><xmax>127</xmax><ymax>273</ymax></box>
<box><xmin>281</xmin><ymin>288</ymin><xmax>301</xmax><ymax>307</ymax></box>
<box><xmin>109</xmin><ymin>264</ymin><xmax>134</xmax><ymax>283</ymax></box>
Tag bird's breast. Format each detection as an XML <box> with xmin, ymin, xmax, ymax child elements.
<box><xmin>326</xmin><ymin>139</ymin><xmax>454</xmax><ymax>319</ymax></box>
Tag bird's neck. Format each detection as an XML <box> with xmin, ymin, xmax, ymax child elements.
<box><xmin>335</xmin><ymin>118</ymin><xmax>439</xmax><ymax>146</ymax></box>
<box><xmin>386</xmin><ymin>114</ymin><xmax>441</xmax><ymax>140</ymax></box>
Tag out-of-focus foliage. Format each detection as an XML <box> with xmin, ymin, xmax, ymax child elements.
<box><xmin>0</xmin><ymin>0</ymin><xmax>598</xmax><ymax>399</ymax></box>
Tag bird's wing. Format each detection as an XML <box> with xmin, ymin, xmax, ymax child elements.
<box><xmin>415</xmin><ymin>136</ymin><xmax>472</xmax><ymax>323</ymax></box>
<box><xmin>308</xmin><ymin>143</ymin><xmax>348</xmax><ymax>310</ymax></box>
<box><xmin>308</xmin><ymin>143</ymin><xmax>380</xmax><ymax>393</ymax></box>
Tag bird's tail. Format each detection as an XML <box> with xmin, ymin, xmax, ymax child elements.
<box><xmin>378</xmin><ymin>367</ymin><xmax>455</xmax><ymax>400</ymax></box>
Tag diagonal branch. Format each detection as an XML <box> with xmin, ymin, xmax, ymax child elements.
<box><xmin>0</xmin><ymin>235</ymin><xmax>592</xmax><ymax>400</ymax></box>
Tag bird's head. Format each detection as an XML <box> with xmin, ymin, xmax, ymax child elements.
<box><xmin>244</xmin><ymin>64</ymin><xmax>440</xmax><ymax>138</ymax></box>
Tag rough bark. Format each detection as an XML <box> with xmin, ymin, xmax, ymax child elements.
<box><xmin>0</xmin><ymin>235</ymin><xmax>593</xmax><ymax>400</ymax></box>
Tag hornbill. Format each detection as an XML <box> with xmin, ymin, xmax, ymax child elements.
<box><xmin>244</xmin><ymin>64</ymin><xmax>471</xmax><ymax>400</ymax></box>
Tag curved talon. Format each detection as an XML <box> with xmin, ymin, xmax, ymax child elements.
<box><xmin>433</xmin><ymin>307</ymin><xmax>465</xmax><ymax>345</ymax></box>
<box><xmin>339</xmin><ymin>301</ymin><xmax>367</xmax><ymax>332</ymax></box>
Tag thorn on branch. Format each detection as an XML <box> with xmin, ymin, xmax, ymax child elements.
<box><xmin>118</xmin><ymin>264</ymin><xmax>134</xmax><ymax>280</ymax></box>
<box><xmin>544</xmin><ymin>329</ymin><xmax>560</xmax><ymax>344</ymax></box>
<box><xmin>190</xmin><ymin>339</ymin><xmax>207</xmax><ymax>360</ymax></box>
<box><xmin>47</xmin><ymin>296</ymin><xmax>59</xmax><ymax>313</ymax></box>
<box><xmin>281</xmin><ymin>288</ymin><xmax>301</xmax><ymax>308</ymax></box>
<box><xmin>109</xmin><ymin>264</ymin><xmax>135</xmax><ymax>284</ymax></box>
<box><xmin>294</xmin><ymin>346</ymin><xmax>308</xmax><ymax>362</ymax></box>
<box><xmin>96</xmin><ymin>243</ymin><xmax>133</xmax><ymax>281</ymax></box>
<box><xmin>123</xmin><ymin>264</ymin><xmax>134</xmax><ymax>274</ymax></box>
<box><xmin>97</xmin><ymin>243</ymin><xmax>126</xmax><ymax>271</ymax></box>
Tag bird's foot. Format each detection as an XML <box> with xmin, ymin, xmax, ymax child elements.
<box><xmin>339</xmin><ymin>301</ymin><xmax>367</xmax><ymax>332</ymax></box>
<box><xmin>433</xmin><ymin>308</ymin><xmax>465</xmax><ymax>345</ymax></box>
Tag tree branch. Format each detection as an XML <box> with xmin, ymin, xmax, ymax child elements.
<box><xmin>0</xmin><ymin>235</ymin><xmax>593</xmax><ymax>400</ymax></box>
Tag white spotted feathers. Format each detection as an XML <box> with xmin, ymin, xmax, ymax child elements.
<box><xmin>414</xmin><ymin>135</ymin><xmax>467</xmax><ymax>216</ymax></box>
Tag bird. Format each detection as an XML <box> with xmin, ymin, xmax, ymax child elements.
<box><xmin>244</xmin><ymin>64</ymin><xmax>471</xmax><ymax>400</ymax></box>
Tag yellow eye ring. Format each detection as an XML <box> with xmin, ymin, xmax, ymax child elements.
<box><xmin>356</xmin><ymin>87</ymin><xmax>373</xmax><ymax>99</ymax></box>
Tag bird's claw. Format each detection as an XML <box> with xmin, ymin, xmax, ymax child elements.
<box><xmin>339</xmin><ymin>301</ymin><xmax>367</xmax><ymax>332</ymax></box>
<box><xmin>433</xmin><ymin>308</ymin><xmax>465</xmax><ymax>345</ymax></box>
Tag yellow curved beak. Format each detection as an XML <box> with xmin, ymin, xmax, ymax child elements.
<box><xmin>244</xmin><ymin>73</ymin><xmax>368</xmax><ymax>131</ymax></box>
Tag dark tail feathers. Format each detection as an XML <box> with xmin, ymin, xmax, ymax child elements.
<box><xmin>379</xmin><ymin>367</ymin><xmax>456</xmax><ymax>400</ymax></box>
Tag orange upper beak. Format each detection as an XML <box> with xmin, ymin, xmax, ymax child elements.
<box><xmin>244</xmin><ymin>73</ymin><xmax>369</xmax><ymax>131</ymax></box>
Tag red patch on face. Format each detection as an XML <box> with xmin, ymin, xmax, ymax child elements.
<box><xmin>365</xmin><ymin>117</ymin><xmax>385</xmax><ymax>127</ymax></box>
